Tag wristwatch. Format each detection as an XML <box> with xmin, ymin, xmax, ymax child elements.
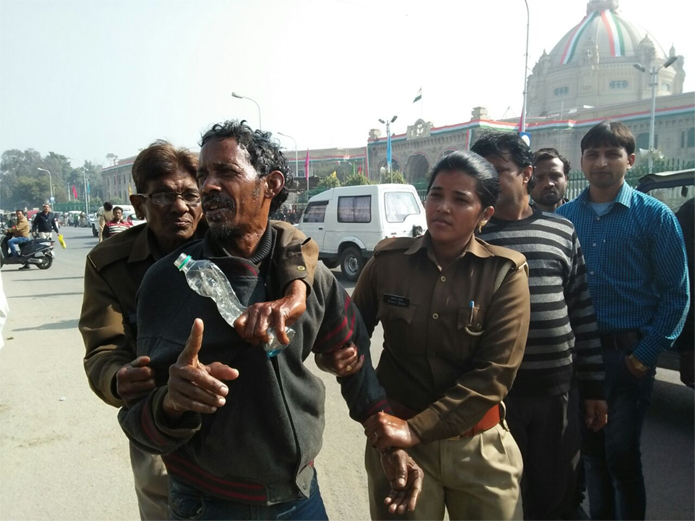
<box><xmin>627</xmin><ymin>354</ymin><xmax>649</xmax><ymax>373</ymax></box>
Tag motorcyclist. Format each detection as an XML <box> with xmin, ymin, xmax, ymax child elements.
<box><xmin>6</xmin><ymin>210</ymin><xmax>31</xmax><ymax>270</ymax></box>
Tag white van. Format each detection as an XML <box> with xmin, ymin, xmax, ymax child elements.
<box><xmin>298</xmin><ymin>184</ymin><xmax>427</xmax><ymax>281</ymax></box>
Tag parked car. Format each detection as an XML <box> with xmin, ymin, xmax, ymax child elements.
<box><xmin>124</xmin><ymin>211</ymin><xmax>146</xmax><ymax>227</ymax></box>
<box><xmin>637</xmin><ymin>168</ymin><xmax>694</xmax><ymax>383</ymax></box>
<box><xmin>88</xmin><ymin>212</ymin><xmax>98</xmax><ymax>236</ymax></box>
<box><xmin>298</xmin><ymin>184</ymin><xmax>427</xmax><ymax>281</ymax></box>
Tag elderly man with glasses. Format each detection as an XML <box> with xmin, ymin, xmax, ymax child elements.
<box><xmin>80</xmin><ymin>140</ymin><xmax>319</xmax><ymax>520</ymax></box>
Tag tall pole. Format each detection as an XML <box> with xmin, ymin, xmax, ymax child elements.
<box><xmin>648</xmin><ymin>67</ymin><xmax>658</xmax><ymax>174</ymax></box>
<box><xmin>520</xmin><ymin>0</ymin><xmax>530</xmax><ymax>133</ymax></box>
<box><xmin>386</xmin><ymin>120</ymin><xmax>392</xmax><ymax>182</ymax></box>
<box><xmin>633</xmin><ymin>55</ymin><xmax>678</xmax><ymax>175</ymax></box>
<box><xmin>379</xmin><ymin>116</ymin><xmax>397</xmax><ymax>183</ymax></box>
<box><xmin>84</xmin><ymin>168</ymin><xmax>89</xmax><ymax>216</ymax></box>
<box><xmin>231</xmin><ymin>92</ymin><xmax>262</xmax><ymax>129</ymax></box>
<box><xmin>37</xmin><ymin>168</ymin><xmax>54</xmax><ymax>203</ymax></box>
<box><xmin>278</xmin><ymin>132</ymin><xmax>298</xmax><ymax>181</ymax></box>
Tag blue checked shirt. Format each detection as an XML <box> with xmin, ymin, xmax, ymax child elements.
<box><xmin>557</xmin><ymin>183</ymin><xmax>690</xmax><ymax>366</ymax></box>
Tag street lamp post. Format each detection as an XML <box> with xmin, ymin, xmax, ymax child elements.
<box><xmin>278</xmin><ymin>132</ymin><xmax>298</xmax><ymax>184</ymax></box>
<box><xmin>633</xmin><ymin>55</ymin><xmax>679</xmax><ymax>174</ymax></box>
<box><xmin>378</xmin><ymin>116</ymin><xmax>398</xmax><ymax>183</ymax></box>
<box><xmin>83</xmin><ymin>168</ymin><xmax>89</xmax><ymax>216</ymax></box>
<box><xmin>520</xmin><ymin>0</ymin><xmax>530</xmax><ymax>133</ymax></box>
<box><xmin>37</xmin><ymin>167</ymin><xmax>54</xmax><ymax>203</ymax></box>
<box><xmin>231</xmin><ymin>91</ymin><xmax>262</xmax><ymax>129</ymax></box>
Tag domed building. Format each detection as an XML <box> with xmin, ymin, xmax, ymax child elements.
<box><xmin>527</xmin><ymin>0</ymin><xmax>686</xmax><ymax>117</ymax></box>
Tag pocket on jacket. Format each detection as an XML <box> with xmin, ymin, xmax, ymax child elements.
<box><xmin>456</xmin><ymin>305</ymin><xmax>486</xmax><ymax>355</ymax></box>
<box><xmin>377</xmin><ymin>303</ymin><xmax>419</xmax><ymax>354</ymax></box>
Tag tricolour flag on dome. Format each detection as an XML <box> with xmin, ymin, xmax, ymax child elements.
<box><xmin>600</xmin><ymin>9</ymin><xmax>625</xmax><ymax>58</ymax></box>
<box><xmin>413</xmin><ymin>87</ymin><xmax>422</xmax><ymax>103</ymax></box>
<box><xmin>561</xmin><ymin>10</ymin><xmax>599</xmax><ymax>65</ymax></box>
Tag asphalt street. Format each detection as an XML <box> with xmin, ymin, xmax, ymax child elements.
<box><xmin>0</xmin><ymin>225</ymin><xmax>692</xmax><ymax>520</ymax></box>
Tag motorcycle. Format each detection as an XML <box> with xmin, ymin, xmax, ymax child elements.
<box><xmin>0</xmin><ymin>232</ymin><xmax>55</xmax><ymax>270</ymax></box>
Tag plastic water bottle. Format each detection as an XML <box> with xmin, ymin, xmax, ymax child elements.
<box><xmin>174</xmin><ymin>253</ymin><xmax>294</xmax><ymax>357</ymax></box>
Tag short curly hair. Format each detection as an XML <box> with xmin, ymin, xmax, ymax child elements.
<box><xmin>200</xmin><ymin>120</ymin><xmax>292</xmax><ymax>214</ymax></box>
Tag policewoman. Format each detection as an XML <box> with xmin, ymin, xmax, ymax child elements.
<box><xmin>330</xmin><ymin>151</ymin><xmax>531</xmax><ymax>520</ymax></box>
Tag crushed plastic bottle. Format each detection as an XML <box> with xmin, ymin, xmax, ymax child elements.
<box><xmin>174</xmin><ymin>253</ymin><xmax>294</xmax><ymax>357</ymax></box>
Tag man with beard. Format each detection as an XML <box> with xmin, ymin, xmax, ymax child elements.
<box><xmin>118</xmin><ymin>121</ymin><xmax>423</xmax><ymax>520</ymax></box>
<box><xmin>81</xmin><ymin>140</ymin><xmax>318</xmax><ymax>520</ymax></box>
<box><xmin>531</xmin><ymin>148</ymin><xmax>570</xmax><ymax>212</ymax></box>
<box><xmin>471</xmin><ymin>132</ymin><xmax>606</xmax><ymax>520</ymax></box>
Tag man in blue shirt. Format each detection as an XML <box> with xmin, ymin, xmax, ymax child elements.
<box><xmin>557</xmin><ymin>121</ymin><xmax>689</xmax><ymax>520</ymax></box>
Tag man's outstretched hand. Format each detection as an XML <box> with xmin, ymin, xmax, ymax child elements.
<box><xmin>163</xmin><ymin>319</ymin><xmax>239</xmax><ymax>421</ymax></box>
<box><xmin>380</xmin><ymin>448</ymin><xmax>424</xmax><ymax>514</ymax></box>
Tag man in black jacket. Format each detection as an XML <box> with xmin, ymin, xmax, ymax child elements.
<box><xmin>119</xmin><ymin>120</ymin><xmax>423</xmax><ymax>520</ymax></box>
<box><xmin>32</xmin><ymin>203</ymin><xmax>59</xmax><ymax>239</ymax></box>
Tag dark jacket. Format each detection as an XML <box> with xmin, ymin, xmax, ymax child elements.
<box><xmin>118</xmin><ymin>229</ymin><xmax>390</xmax><ymax>505</ymax></box>
<box><xmin>81</xmin><ymin>221</ymin><xmax>317</xmax><ymax>408</ymax></box>
<box><xmin>32</xmin><ymin>211</ymin><xmax>59</xmax><ymax>233</ymax></box>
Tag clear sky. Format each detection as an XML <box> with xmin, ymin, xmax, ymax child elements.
<box><xmin>1</xmin><ymin>0</ymin><xmax>693</xmax><ymax>167</ymax></box>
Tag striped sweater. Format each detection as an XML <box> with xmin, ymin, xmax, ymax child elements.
<box><xmin>479</xmin><ymin>208</ymin><xmax>604</xmax><ymax>398</ymax></box>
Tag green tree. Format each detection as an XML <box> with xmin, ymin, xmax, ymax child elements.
<box><xmin>344</xmin><ymin>172</ymin><xmax>371</xmax><ymax>186</ymax></box>
<box><xmin>317</xmin><ymin>171</ymin><xmax>341</xmax><ymax>190</ymax></box>
<box><xmin>383</xmin><ymin>170</ymin><xmax>406</xmax><ymax>184</ymax></box>
<box><xmin>13</xmin><ymin>176</ymin><xmax>44</xmax><ymax>208</ymax></box>
<box><xmin>1</xmin><ymin>149</ymin><xmax>50</xmax><ymax>208</ymax></box>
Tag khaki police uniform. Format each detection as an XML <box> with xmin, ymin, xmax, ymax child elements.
<box><xmin>353</xmin><ymin>233</ymin><xmax>531</xmax><ymax>520</ymax></box>
<box><xmin>79</xmin><ymin>221</ymin><xmax>317</xmax><ymax>520</ymax></box>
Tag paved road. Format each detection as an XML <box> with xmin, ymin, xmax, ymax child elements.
<box><xmin>0</xmin><ymin>226</ymin><xmax>692</xmax><ymax>520</ymax></box>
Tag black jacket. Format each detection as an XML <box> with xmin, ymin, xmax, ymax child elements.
<box><xmin>32</xmin><ymin>211</ymin><xmax>59</xmax><ymax>233</ymax></box>
<box><xmin>119</xmin><ymin>228</ymin><xmax>389</xmax><ymax>505</ymax></box>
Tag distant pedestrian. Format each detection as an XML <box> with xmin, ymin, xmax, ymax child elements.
<box><xmin>32</xmin><ymin>203</ymin><xmax>59</xmax><ymax>240</ymax></box>
<box><xmin>98</xmin><ymin>202</ymin><xmax>114</xmax><ymax>242</ymax></box>
<box><xmin>102</xmin><ymin>207</ymin><xmax>132</xmax><ymax>239</ymax></box>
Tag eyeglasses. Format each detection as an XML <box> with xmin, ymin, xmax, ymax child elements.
<box><xmin>136</xmin><ymin>191</ymin><xmax>201</xmax><ymax>206</ymax></box>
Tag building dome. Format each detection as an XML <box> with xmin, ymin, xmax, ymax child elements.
<box><xmin>547</xmin><ymin>0</ymin><xmax>666</xmax><ymax>67</ymax></box>
<box><xmin>526</xmin><ymin>0</ymin><xmax>686</xmax><ymax>118</ymax></box>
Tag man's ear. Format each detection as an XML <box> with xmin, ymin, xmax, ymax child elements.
<box><xmin>521</xmin><ymin>165</ymin><xmax>534</xmax><ymax>185</ymax></box>
<box><xmin>265</xmin><ymin>171</ymin><xmax>285</xmax><ymax>199</ymax></box>
<box><xmin>627</xmin><ymin>153</ymin><xmax>636</xmax><ymax>168</ymax></box>
<box><xmin>129</xmin><ymin>194</ymin><xmax>146</xmax><ymax>220</ymax></box>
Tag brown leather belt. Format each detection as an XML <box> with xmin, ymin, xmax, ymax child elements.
<box><xmin>456</xmin><ymin>404</ymin><xmax>501</xmax><ymax>439</ymax></box>
<box><xmin>600</xmin><ymin>330</ymin><xmax>641</xmax><ymax>350</ymax></box>
<box><xmin>389</xmin><ymin>399</ymin><xmax>501</xmax><ymax>439</ymax></box>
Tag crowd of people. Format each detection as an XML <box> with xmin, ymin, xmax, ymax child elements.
<box><xmin>270</xmin><ymin>205</ymin><xmax>302</xmax><ymax>224</ymax></box>
<box><xmin>77</xmin><ymin>119</ymin><xmax>690</xmax><ymax>521</ymax></box>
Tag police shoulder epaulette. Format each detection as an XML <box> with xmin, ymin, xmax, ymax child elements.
<box><xmin>373</xmin><ymin>237</ymin><xmax>418</xmax><ymax>255</ymax></box>
<box><xmin>87</xmin><ymin>229</ymin><xmax>139</xmax><ymax>271</ymax></box>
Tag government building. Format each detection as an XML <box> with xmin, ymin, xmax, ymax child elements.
<box><xmin>103</xmin><ymin>0</ymin><xmax>694</xmax><ymax>203</ymax></box>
